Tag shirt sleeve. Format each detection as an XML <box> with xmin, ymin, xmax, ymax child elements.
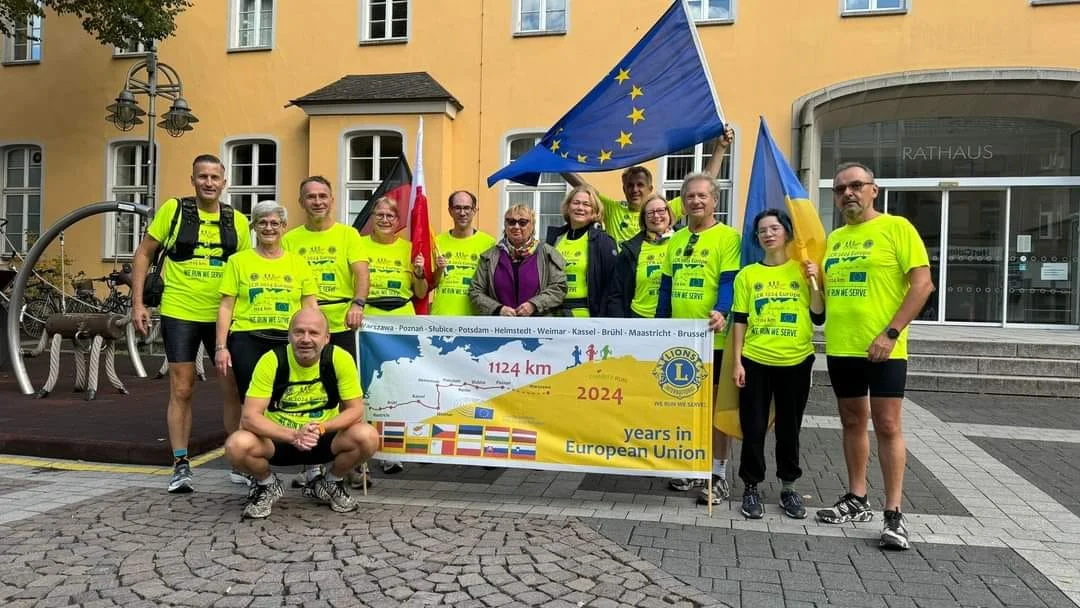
<box><xmin>719</xmin><ymin>228</ymin><xmax>743</xmax><ymax>272</ymax></box>
<box><xmin>895</xmin><ymin>217</ymin><xmax>930</xmax><ymax>273</ymax></box>
<box><xmin>346</xmin><ymin>227</ymin><xmax>366</xmax><ymax>265</ymax></box>
<box><xmin>219</xmin><ymin>255</ymin><xmax>240</xmax><ymax>297</ymax></box>
<box><xmin>246</xmin><ymin>350</ymin><xmax>278</xmax><ymax>399</ymax></box>
<box><xmin>146</xmin><ymin>198</ymin><xmax>179</xmax><ymax>244</ymax></box>
<box><xmin>731</xmin><ymin>268</ymin><xmax>750</xmax><ymax>314</ymax></box>
<box><xmin>297</xmin><ymin>256</ymin><xmax>318</xmax><ymax>297</ymax></box>
<box><xmin>598</xmin><ymin>193</ymin><xmax>620</xmax><ymax>230</ymax></box>
<box><xmin>234</xmin><ymin>211</ymin><xmax>252</xmax><ymax>252</ymax></box>
<box><xmin>333</xmin><ymin>346</ymin><xmax>363</xmax><ymax>401</ymax></box>
<box><xmin>667</xmin><ymin>196</ymin><xmax>685</xmax><ymax>225</ymax></box>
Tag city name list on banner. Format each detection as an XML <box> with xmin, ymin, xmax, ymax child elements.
<box><xmin>358</xmin><ymin>317</ymin><xmax>714</xmax><ymax>478</ymax></box>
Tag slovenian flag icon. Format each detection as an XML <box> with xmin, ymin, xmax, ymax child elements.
<box><xmin>511</xmin><ymin>444</ymin><xmax>537</xmax><ymax>460</ymax></box>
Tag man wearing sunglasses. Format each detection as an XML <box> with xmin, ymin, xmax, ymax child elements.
<box><xmin>430</xmin><ymin>191</ymin><xmax>495</xmax><ymax>316</ymax></box>
<box><xmin>656</xmin><ymin>173</ymin><xmax>741</xmax><ymax>505</ymax></box>
<box><xmin>816</xmin><ymin>162</ymin><xmax>934</xmax><ymax>551</ymax></box>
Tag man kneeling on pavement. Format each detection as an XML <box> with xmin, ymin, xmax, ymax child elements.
<box><xmin>225</xmin><ymin>307</ymin><xmax>378</xmax><ymax>519</ymax></box>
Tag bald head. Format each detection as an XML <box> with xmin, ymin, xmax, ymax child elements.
<box><xmin>289</xmin><ymin>307</ymin><xmax>330</xmax><ymax>366</ymax></box>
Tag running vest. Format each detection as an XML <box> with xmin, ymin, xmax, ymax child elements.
<box><xmin>268</xmin><ymin>345</ymin><xmax>340</xmax><ymax>415</ymax></box>
<box><xmin>165</xmin><ymin>197</ymin><xmax>240</xmax><ymax>262</ymax></box>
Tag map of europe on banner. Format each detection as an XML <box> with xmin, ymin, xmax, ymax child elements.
<box><xmin>359</xmin><ymin>317</ymin><xmax>713</xmax><ymax>478</ymax></box>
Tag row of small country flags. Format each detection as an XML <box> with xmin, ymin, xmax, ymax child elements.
<box><xmin>374</xmin><ymin>422</ymin><xmax>538</xmax><ymax>460</ymax></box>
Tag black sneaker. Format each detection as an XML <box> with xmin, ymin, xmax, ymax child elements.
<box><xmin>880</xmin><ymin>509</ymin><xmax>911</xmax><ymax>550</ymax></box>
<box><xmin>816</xmin><ymin>492</ymin><xmax>873</xmax><ymax>524</ymax></box>
<box><xmin>167</xmin><ymin>459</ymin><xmax>193</xmax><ymax>494</ymax></box>
<box><xmin>741</xmin><ymin>485</ymin><xmax>763</xmax><ymax>519</ymax></box>
<box><xmin>242</xmin><ymin>476</ymin><xmax>284</xmax><ymax>519</ymax></box>
<box><xmin>779</xmin><ymin>489</ymin><xmax>807</xmax><ymax>519</ymax></box>
<box><xmin>381</xmin><ymin>460</ymin><xmax>404</xmax><ymax>475</ymax></box>
<box><xmin>307</xmin><ymin>475</ymin><xmax>359</xmax><ymax>513</ymax></box>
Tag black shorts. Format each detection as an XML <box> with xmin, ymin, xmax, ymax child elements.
<box><xmin>330</xmin><ymin>330</ymin><xmax>357</xmax><ymax>362</ymax></box>
<box><xmin>712</xmin><ymin>349</ymin><xmax>724</xmax><ymax>386</ymax></box>
<box><xmin>269</xmin><ymin>430</ymin><xmax>338</xmax><ymax>466</ymax></box>
<box><xmin>160</xmin><ymin>316</ymin><xmax>215</xmax><ymax>363</ymax></box>
<box><xmin>826</xmin><ymin>356</ymin><xmax>908</xmax><ymax>399</ymax></box>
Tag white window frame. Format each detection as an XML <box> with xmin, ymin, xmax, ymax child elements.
<box><xmin>228</xmin><ymin>0</ymin><xmax>275</xmax><ymax>51</ymax></box>
<box><xmin>660</xmin><ymin>133</ymin><xmax>737</xmax><ymax>226</ymax></box>
<box><xmin>105</xmin><ymin>141</ymin><xmax>156</xmax><ymax>259</ymax></box>
<box><xmin>513</xmin><ymin>0</ymin><xmax>569</xmax><ymax>36</ymax></box>
<box><xmin>344</xmin><ymin>131</ymin><xmax>405</xmax><ymax>226</ymax></box>
<box><xmin>689</xmin><ymin>0</ymin><xmax>735</xmax><ymax>25</ymax></box>
<box><xmin>3</xmin><ymin>11</ymin><xmax>42</xmax><ymax>64</ymax></box>
<box><xmin>113</xmin><ymin>39</ymin><xmax>148</xmax><ymax>57</ymax></box>
<box><xmin>840</xmin><ymin>0</ymin><xmax>908</xmax><ymax>16</ymax></box>
<box><xmin>502</xmin><ymin>132</ymin><xmax>569</xmax><ymax>238</ymax></box>
<box><xmin>224</xmin><ymin>139</ymin><xmax>278</xmax><ymax>216</ymax></box>
<box><xmin>1</xmin><ymin>145</ymin><xmax>43</xmax><ymax>255</ymax></box>
<box><xmin>359</xmin><ymin>0</ymin><xmax>410</xmax><ymax>43</ymax></box>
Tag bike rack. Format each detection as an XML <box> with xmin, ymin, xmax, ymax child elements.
<box><xmin>6</xmin><ymin>201</ymin><xmax>151</xmax><ymax>395</ymax></box>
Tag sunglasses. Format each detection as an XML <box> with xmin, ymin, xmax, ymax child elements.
<box><xmin>504</xmin><ymin>218</ymin><xmax>531</xmax><ymax>227</ymax></box>
<box><xmin>683</xmin><ymin>233</ymin><xmax>701</xmax><ymax>257</ymax></box>
<box><xmin>832</xmin><ymin>181</ymin><xmax>873</xmax><ymax>195</ymax></box>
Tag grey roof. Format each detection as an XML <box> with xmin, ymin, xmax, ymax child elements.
<box><xmin>290</xmin><ymin>72</ymin><xmax>462</xmax><ymax>110</ymax></box>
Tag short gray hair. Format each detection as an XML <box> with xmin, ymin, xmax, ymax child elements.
<box><xmin>251</xmin><ymin>200</ymin><xmax>287</xmax><ymax>224</ymax></box>
<box><xmin>834</xmin><ymin>162</ymin><xmax>875</xmax><ymax>182</ymax></box>
<box><xmin>680</xmin><ymin>172</ymin><xmax>719</xmax><ymax>202</ymax></box>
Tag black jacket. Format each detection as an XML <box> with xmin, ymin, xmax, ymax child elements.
<box><xmin>606</xmin><ymin>231</ymin><xmax>646</xmax><ymax>317</ymax></box>
<box><xmin>544</xmin><ymin>223</ymin><xmax>618</xmax><ymax>317</ymax></box>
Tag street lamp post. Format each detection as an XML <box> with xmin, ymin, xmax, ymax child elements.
<box><xmin>105</xmin><ymin>41</ymin><xmax>198</xmax><ymax>211</ymax></box>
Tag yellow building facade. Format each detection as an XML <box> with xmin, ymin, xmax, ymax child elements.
<box><xmin>1</xmin><ymin>0</ymin><xmax>1078</xmax><ymax>326</ymax></box>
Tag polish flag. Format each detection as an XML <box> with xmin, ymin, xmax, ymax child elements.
<box><xmin>409</xmin><ymin>116</ymin><xmax>436</xmax><ymax>315</ymax></box>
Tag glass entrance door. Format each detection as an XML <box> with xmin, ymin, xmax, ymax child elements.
<box><xmin>887</xmin><ymin>190</ymin><xmax>942</xmax><ymax>322</ymax></box>
<box><xmin>943</xmin><ymin>191</ymin><xmax>1006</xmax><ymax>323</ymax></box>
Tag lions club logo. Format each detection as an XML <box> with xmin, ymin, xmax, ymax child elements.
<box><xmin>863</xmin><ymin>239</ymin><xmax>874</xmax><ymax>249</ymax></box>
<box><xmin>249</xmin><ymin>273</ymin><xmax>259</xmax><ymax>281</ymax></box>
<box><xmin>328</xmin><ymin>246</ymin><xmax>337</xmax><ymax>254</ymax></box>
<box><xmin>653</xmin><ymin>347</ymin><xmax>706</xmax><ymax>399</ymax></box>
<box><xmin>790</xmin><ymin>280</ymin><xmax>801</xmax><ymax>291</ymax></box>
<box><xmin>753</xmin><ymin>282</ymin><xmax>764</xmax><ymax>292</ymax></box>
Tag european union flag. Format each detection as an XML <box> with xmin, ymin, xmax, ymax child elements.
<box><xmin>486</xmin><ymin>0</ymin><xmax>725</xmax><ymax>187</ymax></box>
<box><xmin>741</xmin><ymin>117</ymin><xmax>827</xmax><ymax>270</ymax></box>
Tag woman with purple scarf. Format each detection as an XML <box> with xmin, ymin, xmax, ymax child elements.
<box><xmin>469</xmin><ymin>204</ymin><xmax>567</xmax><ymax>317</ymax></box>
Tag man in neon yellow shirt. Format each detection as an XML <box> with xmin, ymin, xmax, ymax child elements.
<box><xmin>561</xmin><ymin>127</ymin><xmax>734</xmax><ymax>249</ymax></box>
<box><xmin>431</xmin><ymin>190</ymin><xmax>495</xmax><ymax>316</ymax></box>
<box><xmin>130</xmin><ymin>154</ymin><xmax>252</xmax><ymax>494</ymax></box>
<box><xmin>282</xmin><ymin>176</ymin><xmax>368</xmax><ymax>360</ymax></box>
<box><xmin>224</xmin><ymin>307</ymin><xmax>379</xmax><ymax>519</ymax></box>
<box><xmin>656</xmin><ymin>173</ymin><xmax>741</xmax><ymax>506</ymax></box>
<box><xmin>816</xmin><ymin>162</ymin><xmax>934</xmax><ymax>551</ymax></box>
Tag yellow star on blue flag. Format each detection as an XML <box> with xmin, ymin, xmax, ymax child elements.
<box><xmin>487</xmin><ymin>0</ymin><xmax>726</xmax><ymax>187</ymax></box>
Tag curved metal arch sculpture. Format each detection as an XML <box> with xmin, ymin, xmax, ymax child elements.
<box><xmin>6</xmin><ymin>201</ymin><xmax>151</xmax><ymax>395</ymax></box>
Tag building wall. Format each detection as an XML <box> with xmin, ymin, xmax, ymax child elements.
<box><xmin>1</xmin><ymin>0</ymin><xmax>1079</xmax><ymax>273</ymax></box>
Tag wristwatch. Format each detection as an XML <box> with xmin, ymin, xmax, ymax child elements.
<box><xmin>413</xmin><ymin>270</ymin><xmax>425</xmax><ymax>279</ymax></box>
<box><xmin>352</xmin><ymin>298</ymin><xmax>366</xmax><ymax>307</ymax></box>
<box><xmin>885</xmin><ymin>327</ymin><xmax>900</xmax><ymax>340</ymax></box>
<box><xmin>214</xmin><ymin>344</ymin><xmax>228</xmax><ymax>352</ymax></box>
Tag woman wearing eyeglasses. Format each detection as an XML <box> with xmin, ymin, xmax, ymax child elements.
<box><xmin>543</xmin><ymin>185</ymin><xmax>617</xmax><ymax>318</ymax></box>
<box><xmin>730</xmin><ymin>208</ymin><xmax>824</xmax><ymax>521</ymax></box>
<box><xmin>216</xmin><ymin>200</ymin><xmax>318</xmax><ymax>401</ymax></box>
<box><xmin>358</xmin><ymin>197</ymin><xmax>428</xmax><ymax>318</ymax></box>
<box><xmin>469</xmin><ymin>204</ymin><xmax>567</xmax><ymax>317</ymax></box>
<box><xmin>606</xmin><ymin>194</ymin><xmax>675</xmax><ymax>317</ymax></box>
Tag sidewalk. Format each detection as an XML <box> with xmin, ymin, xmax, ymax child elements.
<box><xmin>1</xmin><ymin>388</ymin><xmax>1079</xmax><ymax>606</ymax></box>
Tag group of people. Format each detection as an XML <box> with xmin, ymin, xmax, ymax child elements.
<box><xmin>134</xmin><ymin>137</ymin><xmax>933</xmax><ymax>551</ymax></box>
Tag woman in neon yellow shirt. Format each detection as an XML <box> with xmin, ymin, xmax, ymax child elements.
<box><xmin>216</xmin><ymin>200</ymin><xmax>318</xmax><ymax>401</ymax></box>
<box><xmin>730</xmin><ymin>208</ymin><xmax>824</xmax><ymax>521</ymax></box>
<box><xmin>359</xmin><ymin>197</ymin><xmax>428</xmax><ymax>316</ymax></box>
<box><xmin>543</xmin><ymin>185</ymin><xmax>617</xmax><ymax>317</ymax></box>
<box><xmin>606</xmin><ymin>194</ymin><xmax>674</xmax><ymax>317</ymax></box>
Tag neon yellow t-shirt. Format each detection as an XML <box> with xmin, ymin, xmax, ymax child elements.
<box><xmin>219</xmin><ymin>249</ymin><xmax>317</xmax><ymax>332</ymax></box>
<box><xmin>823</xmin><ymin>214</ymin><xmax>930</xmax><ymax>360</ymax></box>
<box><xmin>431</xmin><ymin>230</ymin><xmax>496</xmax><ymax>316</ymax></box>
<box><xmin>146</xmin><ymin>197</ymin><xmax>252</xmax><ymax>322</ymax></box>
<box><xmin>282</xmin><ymin>223</ymin><xmax>365</xmax><ymax>333</ymax></box>
<box><xmin>662</xmin><ymin>222</ymin><xmax>741</xmax><ymax>349</ymax></box>
<box><xmin>247</xmin><ymin>345</ymin><xmax>362</xmax><ymax>429</ymax></box>
<box><xmin>630</xmin><ymin>239</ymin><xmax>669</xmax><ymax>317</ymax></box>
<box><xmin>555</xmin><ymin>233</ymin><xmax>590</xmax><ymax>318</ymax></box>
<box><xmin>599</xmin><ymin>193</ymin><xmax>685</xmax><ymax>249</ymax></box>
<box><xmin>360</xmin><ymin>236</ymin><xmax>416</xmax><ymax>316</ymax></box>
<box><xmin>732</xmin><ymin>260</ymin><xmax>814</xmax><ymax>367</ymax></box>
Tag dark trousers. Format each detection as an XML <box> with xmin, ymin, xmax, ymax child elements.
<box><xmin>228</xmin><ymin>331</ymin><xmax>287</xmax><ymax>399</ymax></box>
<box><xmin>737</xmin><ymin>355</ymin><xmax>814</xmax><ymax>486</ymax></box>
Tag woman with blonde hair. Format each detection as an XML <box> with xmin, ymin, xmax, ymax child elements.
<box><xmin>359</xmin><ymin>197</ymin><xmax>428</xmax><ymax>317</ymax></box>
<box><xmin>606</xmin><ymin>193</ymin><xmax>675</xmax><ymax>317</ymax></box>
<box><xmin>470</xmin><ymin>204</ymin><xmax>567</xmax><ymax>317</ymax></box>
<box><xmin>543</xmin><ymin>185</ymin><xmax>617</xmax><ymax>317</ymax></box>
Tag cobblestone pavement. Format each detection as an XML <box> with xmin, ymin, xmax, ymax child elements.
<box><xmin>0</xmin><ymin>390</ymin><xmax>1079</xmax><ymax>607</ymax></box>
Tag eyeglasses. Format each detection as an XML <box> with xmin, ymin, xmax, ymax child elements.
<box><xmin>504</xmin><ymin>218</ymin><xmax>531</xmax><ymax>227</ymax></box>
<box><xmin>756</xmin><ymin>225</ymin><xmax>784</xmax><ymax>236</ymax></box>
<box><xmin>255</xmin><ymin>220</ymin><xmax>282</xmax><ymax>229</ymax></box>
<box><xmin>374</xmin><ymin>213</ymin><xmax>397</xmax><ymax>220</ymax></box>
<box><xmin>645</xmin><ymin>209</ymin><xmax>669</xmax><ymax>218</ymax></box>
<box><xmin>450</xmin><ymin>205</ymin><xmax>475</xmax><ymax>213</ymax></box>
<box><xmin>832</xmin><ymin>181</ymin><xmax>873</xmax><ymax>195</ymax></box>
<box><xmin>683</xmin><ymin>233</ymin><xmax>701</xmax><ymax>257</ymax></box>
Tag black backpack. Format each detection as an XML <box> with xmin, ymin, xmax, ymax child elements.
<box><xmin>268</xmin><ymin>345</ymin><xmax>341</xmax><ymax>416</ymax></box>
<box><xmin>142</xmin><ymin>197</ymin><xmax>240</xmax><ymax>307</ymax></box>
